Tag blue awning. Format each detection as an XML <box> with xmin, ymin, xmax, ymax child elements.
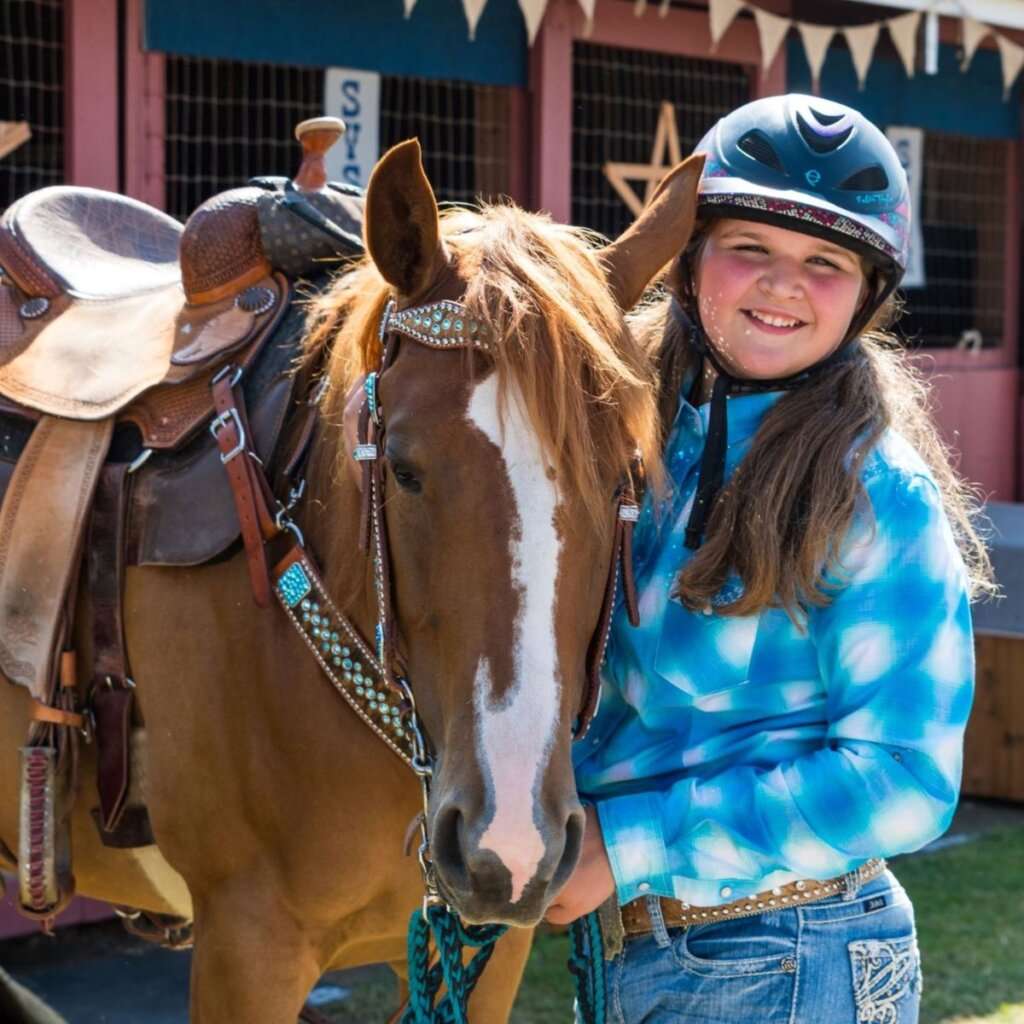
<box><xmin>144</xmin><ymin>0</ymin><xmax>528</xmax><ymax>87</ymax></box>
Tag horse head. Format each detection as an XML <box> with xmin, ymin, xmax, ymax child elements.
<box><xmin>304</xmin><ymin>140</ymin><xmax>704</xmax><ymax>926</ymax></box>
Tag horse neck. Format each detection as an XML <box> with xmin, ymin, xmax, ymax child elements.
<box><xmin>298</xmin><ymin>423</ymin><xmax>378</xmax><ymax>646</ymax></box>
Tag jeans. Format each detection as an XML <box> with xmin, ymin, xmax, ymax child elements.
<box><xmin>577</xmin><ymin>869</ymin><xmax>921</xmax><ymax>1023</ymax></box>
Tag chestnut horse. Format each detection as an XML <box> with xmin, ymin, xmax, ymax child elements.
<box><xmin>0</xmin><ymin>142</ymin><xmax>704</xmax><ymax>1022</ymax></box>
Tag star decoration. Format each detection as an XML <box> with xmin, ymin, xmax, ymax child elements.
<box><xmin>0</xmin><ymin>122</ymin><xmax>31</xmax><ymax>161</ymax></box>
<box><xmin>603</xmin><ymin>102</ymin><xmax>682</xmax><ymax>217</ymax></box>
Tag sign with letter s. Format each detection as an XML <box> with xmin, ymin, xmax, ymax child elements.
<box><xmin>885</xmin><ymin>126</ymin><xmax>925</xmax><ymax>290</ymax></box>
<box><xmin>323</xmin><ymin>68</ymin><xmax>381</xmax><ymax>189</ymax></box>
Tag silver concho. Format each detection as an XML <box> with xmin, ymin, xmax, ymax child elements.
<box><xmin>19</xmin><ymin>297</ymin><xmax>50</xmax><ymax>319</ymax></box>
<box><xmin>235</xmin><ymin>286</ymin><xmax>276</xmax><ymax>316</ymax></box>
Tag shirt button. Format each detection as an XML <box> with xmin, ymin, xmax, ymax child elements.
<box><xmin>720</xmin><ymin>885</ymin><xmax>733</xmax><ymax>898</ymax></box>
<box><xmin>638</xmin><ymin>881</ymin><xmax>651</xmax><ymax>893</ymax></box>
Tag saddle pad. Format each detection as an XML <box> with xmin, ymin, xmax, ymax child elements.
<box><xmin>0</xmin><ymin>415</ymin><xmax>113</xmax><ymax>699</ymax></box>
<box><xmin>0</xmin><ymin>285</ymin><xmax>182</xmax><ymax>419</ymax></box>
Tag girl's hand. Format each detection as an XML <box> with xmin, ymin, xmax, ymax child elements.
<box><xmin>544</xmin><ymin>805</ymin><xmax>615</xmax><ymax>925</ymax></box>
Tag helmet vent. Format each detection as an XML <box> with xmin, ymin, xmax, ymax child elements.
<box><xmin>839</xmin><ymin>164</ymin><xmax>889</xmax><ymax>192</ymax></box>
<box><xmin>736</xmin><ymin>129</ymin><xmax>784</xmax><ymax>172</ymax></box>
<box><xmin>796</xmin><ymin>111</ymin><xmax>854</xmax><ymax>153</ymax></box>
<box><xmin>809</xmin><ymin>108</ymin><xmax>845</xmax><ymax>126</ymax></box>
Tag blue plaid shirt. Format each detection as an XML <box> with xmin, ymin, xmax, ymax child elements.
<box><xmin>574</xmin><ymin>386</ymin><xmax>974</xmax><ymax>908</ymax></box>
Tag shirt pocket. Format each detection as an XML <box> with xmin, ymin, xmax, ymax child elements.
<box><xmin>652</xmin><ymin>578</ymin><xmax>759</xmax><ymax>701</ymax></box>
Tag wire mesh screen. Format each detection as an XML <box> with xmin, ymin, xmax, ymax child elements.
<box><xmin>165</xmin><ymin>57</ymin><xmax>323</xmax><ymax>222</ymax></box>
<box><xmin>381</xmin><ymin>78</ymin><xmax>512</xmax><ymax>206</ymax></box>
<box><xmin>897</xmin><ymin>133</ymin><xmax>1007</xmax><ymax>349</ymax></box>
<box><xmin>0</xmin><ymin>0</ymin><xmax>64</xmax><ymax>207</ymax></box>
<box><xmin>572</xmin><ymin>42</ymin><xmax>750</xmax><ymax>239</ymax></box>
<box><xmin>165</xmin><ymin>57</ymin><xmax>514</xmax><ymax>222</ymax></box>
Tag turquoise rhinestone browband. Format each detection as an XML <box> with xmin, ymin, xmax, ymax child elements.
<box><xmin>379</xmin><ymin>298</ymin><xmax>492</xmax><ymax>351</ymax></box>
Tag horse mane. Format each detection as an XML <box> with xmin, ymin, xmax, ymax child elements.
<box><xmin>300</xmin><ymin>201</ymin><xmax>663</xmax><ymax>602</ymax></box>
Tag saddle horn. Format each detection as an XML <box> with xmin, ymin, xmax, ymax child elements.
<box><xmin>292</xmin><ymin>117</ymin><xmax>347</xmax><ymax>193</ymax></box>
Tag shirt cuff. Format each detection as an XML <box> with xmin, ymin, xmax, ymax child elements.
<box><xmin>595</xmin><ymin>791</ymin><xmax>674</xmax><ymax>905</ymax></box>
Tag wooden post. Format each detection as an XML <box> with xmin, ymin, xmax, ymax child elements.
<box><xmin>123</xmin><ymin>0</ymin><xmax>167</xmax><ymax>209</ymax></box>
<box><xmin>65</xmin><ymin>0</ymin><xmax>119</xmax><ymax>189</ymax></box>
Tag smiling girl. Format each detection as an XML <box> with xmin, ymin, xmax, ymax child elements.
<box><xmin>547</xmin><ymin>94</ymin><xmax>994</xmax><ymax>1024</ymax></box>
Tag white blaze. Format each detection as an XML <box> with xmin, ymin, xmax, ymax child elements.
<box><xmin>467</xmin><ymin>374</ymin><xmax>562</xmax><ymax>905</ymax></box>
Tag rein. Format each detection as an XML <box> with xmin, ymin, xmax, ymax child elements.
<box><xmin>212</xmin><ymin>292</ymin><xmax>641</xmax><ymax>1024</ymax></box>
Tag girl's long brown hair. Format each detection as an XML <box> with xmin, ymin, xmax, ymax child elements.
<box><xmin>633</xmin><ymin>260</ymin><xmax>996</xmax><ymax>622</ymax></box>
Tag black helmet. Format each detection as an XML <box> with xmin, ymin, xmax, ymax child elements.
<box><xmin>694</xmin><ymin>93</ymin><xmax>911</xmax><ymax>314</ymax></box>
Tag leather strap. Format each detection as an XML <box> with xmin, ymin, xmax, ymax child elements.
<box><xmin>29</xmin><ymin>702</ymin><xmax>84</xmax><ymax>729</ymax></box>
<box><xmin>211</xmin><ymin>372</ymin><xmax>279</xmax><ymax>607</ymax></box>
<box><xmin>0</xmin><ymin>415</ymin><xmax>114</xmax><ymax>699</ymax></box>
<box><xmin>88</xmin><ymin>463</ymin><xmax>131</xmax><ymax>681</ymax></box>
<box><xmin>92</xmin><ymin>685</ymin><xmax>134</xmax><ymax>832</ymax></box>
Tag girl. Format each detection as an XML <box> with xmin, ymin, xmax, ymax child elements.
<box><xmin>546</xmin><ymin>94</ymin><xmax>993</xmax><ymax>1024</ymax></box>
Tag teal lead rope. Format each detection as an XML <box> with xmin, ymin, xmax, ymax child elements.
<box><xmin>568</xmin><ymin>911</ymin><xmax>607</xmax><ymax>1024</ymax></box>
<box><xmin>402</xmin><ymin>905</ymin><xmax>507</xmax><ymax>1024</ymax></box>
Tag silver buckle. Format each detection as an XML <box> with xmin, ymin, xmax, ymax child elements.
<box><xmin>618</xmin><ymin>503</ymin><xmax>640</xmax><ymax>522</ymax></box>
<box><xmin>353</xmin><ymin>443</ymin><xmax>378</xmax><ymax>461</ymax></box>
<box><xmin>210</xmin><ymin>408</ymin><xmax>246</xmax><ymax>463</ymax></box>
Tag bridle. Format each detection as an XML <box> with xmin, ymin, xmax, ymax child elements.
<box><xmin>356</xmin><ymin>296</ymin><xmax>641</xmax><ymax>746</ymax></box>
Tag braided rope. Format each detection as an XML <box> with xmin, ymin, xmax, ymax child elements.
<box><xmin>402</xmin><ymin>906</ymin><xmax>507</xmax><ymax>1024</ymax></box>
<box><xmin>568</xmin><ymin>911</ymin><xmax>606</xmax><ymax>1024</ymax></box>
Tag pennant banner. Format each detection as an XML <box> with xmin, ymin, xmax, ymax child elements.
<box><xmin>634</xmin><ymin>0</ymin><xmax>646</xmax><ymax>15</ymax></box>
<box><xmin>659</xmin><ymin>0</ymin><xmax>671</xmax><ymax>15</ymax></box>
<box><xmin>961</xmin><ymin>17</ymin><xmax>992</xmax><ymax>71</ymax></box>
<box><xmin>403</xmin><ymin>0</ymin><xmax>418</xmax><ymax>16</ymax></box>
<box><xmin>843</xmin><ymin>22</ymin><xmax>881</xmax><ymax>90</ymax></box>
<box><xmin>518</xmin><ymin>0</ymin><xmax>548</xmax><ymax>44</ymax></box>
<box><xmin>752</xmin><ymin>7</ymin><xmax>791</xmax><ymax>76</ymax></box>
<box><xmin>995</xmin><ymin>32</ymin><xmax>1024</xmax><ymax>98</ymax></box>
<box><xmin>709</xmin><ymin>0</ymin><xmax>746</xmax><ymax>51</ymax></box>
<box><xmin>462</xmin><ymin>0</ymin><xmax>488</xmax><ymax>39</ymax></box>
<box><xmin>888</xmin><ymin>11</ymin><xmax>921</xmax><ymax>78</ymax></box>
<box><xmin>577</xmin><ymin>0</ymin><xmax>596</xmax><ymax>27</ymax></box>
<box><xmin>797</xmin><ymin>23</ymin><xmax>836</xmax><ymax>91</ymax></box>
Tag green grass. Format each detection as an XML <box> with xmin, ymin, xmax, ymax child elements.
<box><xmin>893</xmin><ymin>828</ymin><xmax>1024</xmax><ymax>1024</ymax></box>
<box><xmin>318</xmin><ymin>827</ymin><xmax>1024</xmax><ymax>1022</ymax></box>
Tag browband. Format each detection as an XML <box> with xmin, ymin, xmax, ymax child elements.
<box><xmin>378</xmin><ymin>298</ymin><xmax>492</xmax><ymax>352</ymax></box>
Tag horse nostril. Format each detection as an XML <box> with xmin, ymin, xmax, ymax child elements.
<box><xmin>431</xmin><ymin>803</ymin><xmax>471</xmax><ymax>894</ymax></box>
<box><xmin>552</xmin><ymin>806</ymin><xmax>585</xmax><ymax>891</ymax></box>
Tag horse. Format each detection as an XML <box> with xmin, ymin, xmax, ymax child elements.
<box><xmin>0</xmin><ymin>138</ymin><xmax>704</xmax><ymax>1022</ymax></box>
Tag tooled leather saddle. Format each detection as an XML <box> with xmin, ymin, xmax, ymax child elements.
<box><xmin>0</xmin><ymin>117</ymin><xmax>363</xmax><ymax>925</ymax></box>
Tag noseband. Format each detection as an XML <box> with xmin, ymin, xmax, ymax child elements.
<box><xmin>355</xmin><ymin>296</ymin><xmax>641</xmax><ymax>750</ymax></box>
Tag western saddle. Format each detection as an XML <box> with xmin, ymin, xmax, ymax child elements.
<box><xmin>0</xmin><ymin>117</ymin><xmax>363</xmax><ymax>928</ymax></box>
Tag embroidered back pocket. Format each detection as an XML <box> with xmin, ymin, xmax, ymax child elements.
<box><xmin>848</xmin><ymin>936</ymin><xmax>921</xmax><ymax>1023</ymax></box>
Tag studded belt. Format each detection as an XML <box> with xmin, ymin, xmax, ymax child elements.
<box><xmin>619</xmin><ymin>858</ymin><xmax>887</xmax><ymax>938</ymax></box>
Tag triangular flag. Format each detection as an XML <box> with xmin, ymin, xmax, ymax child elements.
<box><xmin>996</xmin><ymin>32</ymin><xmax>1024</xmax><ymax>99</ymax></box>
<box><xmin>462</xmin><ymin>0</ymin><xmax>488</xmax><ymax>38</ymax></box>
<box><xmin>518</xmin><ymin>0</ymin><xmax>548</xmax><ymax>44</ymax></box>
<box><xmin>887</xmin><ymin>11</ymin><xmax>921</xmax><ymax>78</ymax></box>
<box><xmin>403</xmin><ymin>0</ymin><xmax>417</xmax><ymax>16</ymax></box>
<box><xmin>577</xmin><ymin>0</ymin><xmax>596</xmax><ymax>26</ymax></box>
<box><xmin>0</xmin><ymin>122</ymin><xmax>30</xmax><ymax>161</ymax></box>
<box><xmin>709</xmin><ymin>0</ymin><xmax>746</xmax><ymax>51</ymax></box>
<box><xmin>843</xmin><ymin>22</ymin><xmax>881</xmax><ymax>89</ymax></box>
<box><xmin>634</xmin><ymin>0</ymin><xmax>647</xmax><ymax>15</ymax></box>
<box><xmin>659</xmin><ymin>0</ymin><xmax>671</xmax><ymax>15</ymax></box>
<box><xmin>797</xmin><ymin>23</ymin><xmax>836</xmax><ymax>91</ymax></box>
<box><xmin>752</xmin><ymin>8</ymin><xmax>791</xmax><ymax>76</ymax></box>
<box><xmin>961</xmin><ymin>17</ymin><xmax>992</xmax><ymax>72</ymax></box>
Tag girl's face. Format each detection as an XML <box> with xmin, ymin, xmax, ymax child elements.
<box><xmin>694</xmin><ymin>218</ymin><xmax>868</xmax><ymax>380</ymax></box>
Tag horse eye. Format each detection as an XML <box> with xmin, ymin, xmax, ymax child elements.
<box><xmin>389</xmin><ymin>461</ymin><xmax>422</xmax><ymax>494</ymax></box>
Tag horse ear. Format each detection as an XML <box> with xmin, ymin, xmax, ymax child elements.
<box><xmin>600</xmin><ymin>152</ymin><xmax>707</xmax><ymax>311</ymax></box>
<box><xmin>364</xmin><ymin>139</ymin><xmax>447</xmax><ymax>299</ymax></box>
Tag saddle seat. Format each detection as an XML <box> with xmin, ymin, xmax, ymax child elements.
<box><xmin>1</xmin><ymin>185</ymin><xmax>182</xmax><ymax>300</ymax></box>
<box><xmin>0</xmin><ymin>186</ymin><xmax>282</xmax><ymax>421</ymax></box>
